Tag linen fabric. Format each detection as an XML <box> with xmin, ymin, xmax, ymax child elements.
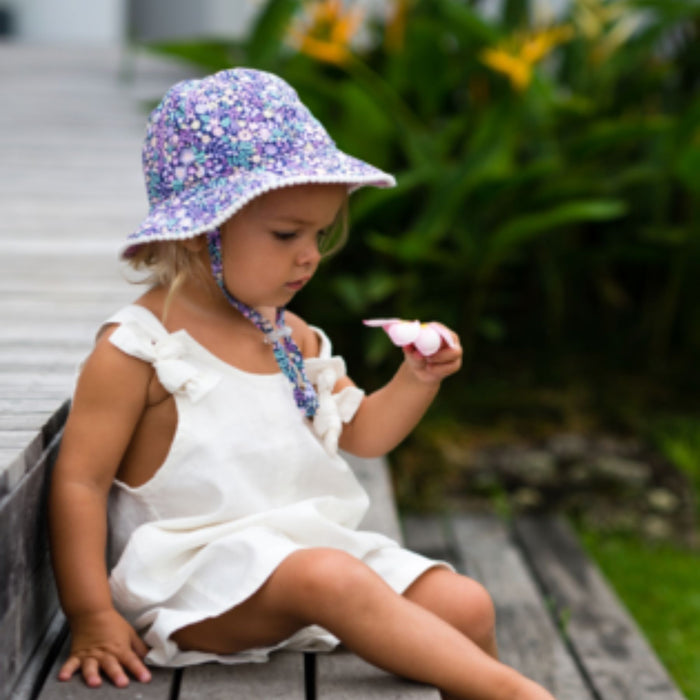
<box><xmin>103</xmin><ymin>305</ymin><xmax>445</xmax><ymax>666</ymax></box>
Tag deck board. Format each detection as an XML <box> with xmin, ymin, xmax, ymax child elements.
<box><xmin>0</xmin><ymin>44</ymin><xmax>199</xmax><ymax>700</ymax></box>
<box><xmin>404</xmin><ymin>514</ymin><xmax>595</xmax><ymax>700</ymax></box>
<box><xmin>514</xmin><ymin>516</ymin><xmax>687</xmax><ymax>700</ymax></box>
<box><xmin>450</xmin><ymin>514</ymin><xmax>594</xmax><ymax>699</ymax></box>
<box><xmin>315</xmin><ymin>650</ymin><xmax>439</xmax><ymax>699</ymax></box>
<box><xmin>178</xmin><ymin>654</ymin><xmax>306</xmax><ymax>699</ymax></box>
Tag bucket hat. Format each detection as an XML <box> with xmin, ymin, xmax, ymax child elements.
<box><xmin>121</xmin><ymin>67</ymin><xmax>395</xmax><ymax>258</ymax></box>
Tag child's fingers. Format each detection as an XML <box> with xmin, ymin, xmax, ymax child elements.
<box><xmin>123</xmin><ymin>649</ymin><xmax>152</xmax><ymax>683</ymax></box>
<box><xmin>99</xmin><ymin>656</ymin><xmax>131</xmax><ymax>688</ymax></box>
<box><xmin>131</xmin><ymin>631</ymin><xmax>150</xmax><ymax>659</ymax></box>
<box><xmin>60</xmin><ymin>651</ymin><xmax>147</xmax><ymax>688</ymax></box>
<box><xmin>80</xmin><ymin>657</ymin><xmax>104</xmax><ymax>687</ymax></box>
<box><xmin>57</xmin><ymin>655</ymin><xmax>81</xmax><ymax>681</ymax></box>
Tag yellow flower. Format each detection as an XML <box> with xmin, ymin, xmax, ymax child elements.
<box><xmin>480</xmin><ymin>48</ymin><xmax>533</xmax><ymax>92</ymax></box>
<box><xmin>288</xmin><ymin>0</ymin><xmax>364</xmax><ymax>66</ymax></box>
<box><xmin>573</xmin><ymin>0</ymin><xmax>644</xmax><ymax>63</ymax></box>
<box><xmin>385</xmin><ymin>0</ymin><xmax>409</xmax><ymax>53</ymax></box>
<box><xmin>480</xmin><ymin>25</ymin><xmax>574</xmax><ymax>92</ymax></box>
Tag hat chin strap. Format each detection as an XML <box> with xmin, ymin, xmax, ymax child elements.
<box><xmin>206</xmin><ymin>229</ymin><xmax>319</xmax><ymax>418</ymax></box>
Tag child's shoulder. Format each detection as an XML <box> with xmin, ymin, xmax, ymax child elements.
<box><xmin>75</xmin><ymin>322</ymin><xmax>154</xmax><ymax>409</ymax></box>
<box><xmin>285</xmin><ymin>311</ymin><xmax>322</xmax><ymax>359</ymax></box>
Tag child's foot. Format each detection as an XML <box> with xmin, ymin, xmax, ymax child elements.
<box><xmin>513</xmin><ymin>678</ymin><xmax>556</xmax><ymax>700</ymax></box>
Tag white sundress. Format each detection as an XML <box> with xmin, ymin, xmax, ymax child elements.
<box><xmin>103</xmin><ymin>305</ymin><xmax>445</xmax><ymax>667</ymax></box>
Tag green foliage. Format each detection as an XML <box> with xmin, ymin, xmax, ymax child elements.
<box><xmin>146</xmin><ymin>0</ymin><xmax>700</xmax><ymax>406</ymax></box>
<box><xmin>649</xmin><ymin>415</ymin><xmax>700</xmax><ymax>512</ymax></box>
<box><xmin>580</xmin><ymin>529</ymin><xmax>700</xmax><ymax>699</ymax></box>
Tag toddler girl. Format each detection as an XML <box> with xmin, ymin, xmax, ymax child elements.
<box><xmin>49</xmin><ymin>68</ymin><xmax>555</xmax><ymax>700</ymax></box>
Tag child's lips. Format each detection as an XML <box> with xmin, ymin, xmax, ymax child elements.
<box><xmin>286</xmin><ymin>276</ymin><xmax>310</xmax><ymax>290</ymax></box>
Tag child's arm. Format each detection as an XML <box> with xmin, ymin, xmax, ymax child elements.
<box><xmin>338</xmin><ymin>326</ymin><xmax>462</xmax><ymax>457</ymax></box>
<box><xmin>49</xmin><ymin>331</ymin><xmax>153</xmax><ymax>687</ymax></box>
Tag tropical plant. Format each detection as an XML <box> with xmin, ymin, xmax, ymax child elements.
<box><xmin>149</xmin><ymin>0</ymin><xmax>700</xmax><ymax>416</ymax></box>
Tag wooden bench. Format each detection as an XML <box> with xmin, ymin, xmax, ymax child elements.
<box><xmin>1</xmin><ymin>404</ymin><xmax>441</xmax><ymax>700</ymax></box>
<box><xmin>0</xmin><ymin>401</ymin><xmax>688</xmax><ymax>700</ymax></box>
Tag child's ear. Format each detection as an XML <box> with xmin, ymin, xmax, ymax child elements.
<box><xmin>182</xmin><ymin>235</ymin><xmax>206</xmax><ymax>253</ymax></box>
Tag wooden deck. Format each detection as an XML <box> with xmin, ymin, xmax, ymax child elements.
<box><xmin>0</xmin><ymin>43</ymin><xmax>688</xmax><ymax>700</ymax></box>
<box><xmin>0</xmin><ymin>43</ymin><xmax>198</xmax><ymax>491</ymax></box>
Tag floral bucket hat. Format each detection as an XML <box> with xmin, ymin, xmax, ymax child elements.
<box><xmin>121</xmin><ymin>67</ymin><xmax>395</xmax><ymax>258</ymax></box>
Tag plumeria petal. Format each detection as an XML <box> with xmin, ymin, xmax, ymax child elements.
<box><xmin>414</xmin><ymin>326</ymin><xmax>442</xmax><ymax>356</ymax></box>
<box><xmin>364</xmin><ymin>318</ymin><xmax>456</xmax><ymax>356</ymax></box>
<box><xmin>387</xmin><ymin>320</ymin><xmax>421</xmax><ymax>346</ymax></box>
<box><xmin>362</xmin><ymin>318</ymin><xmax>400</xmax><ymax>327</ymax></box>
<box><xmin>429</xmin><ymin>322</ymin><xmax>458</xmax><ymax>350</ymax></box>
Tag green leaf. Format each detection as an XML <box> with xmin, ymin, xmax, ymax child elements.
<box><xmin>246</xmin><ymin>0</ymin><xmax>300</xmax><ymax>66</ymax></box>
<box><xmin>331</xmin><ymin>272</ymin><xmax>400</xmax><ymax>313</ymax></box>
<box><xmin>483</xmin><ymin>200</ymin><xmax>628</xmax><ymax>271</ymax></box>
<box><xmin>392</xmin><ymin>107</ymin><xmax>517</xmax><ymax>260</ymax></box>
<box><xmin>675</xmin><ymin>145</ymin><xmax>700</xmax><ymax>192</ymax></box>
<box><xmin>434</xmin><ymin>0</ymin><xmax>501</xmax><ymax>43</ymax></box>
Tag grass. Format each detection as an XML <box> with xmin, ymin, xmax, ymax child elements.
<box><xmin>647</xmin><ymin>415</ymin><xmax>700</xmax><ymax>503</ymax></box>
<box><xmin>577</xmin><ymin>413</ymin><xmax>700</xmax><ymax>700</ymax></box>
<box><xmin>579</xmin><ymin>530</ymin><xmax>700</xmax><ymax>699</ymax></box>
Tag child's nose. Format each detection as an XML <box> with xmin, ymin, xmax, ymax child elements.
<box><xmin>296</xmin><ymin>241</ymin><xmax>322</xmax><ymax>267</ymax></box>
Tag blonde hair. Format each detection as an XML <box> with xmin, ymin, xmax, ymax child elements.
<box><xmin>126</xmin><ymin>237</ymin><xmax>212</xmax><ymax>321</ymax></box>
<box><xmin>125</xmin><ymin>197</ymin><xmax>349</xmax><ymax>321</ymax></box>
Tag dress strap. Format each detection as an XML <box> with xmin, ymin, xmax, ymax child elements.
<box><xmin>309</xmin><ymin>325</ymin><xmax>333</xmax><ymax>360</ymax></box>
<box><xmin>104</xmin><ymin>306</ymin><xmax>220</xmax><ymax>402</ymax></box>
<box><xmin>304</xmin><ymin>329</ymin><xmax>364</xmax><ymax>454</ymax></box>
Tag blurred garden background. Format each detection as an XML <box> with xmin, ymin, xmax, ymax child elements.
<box><xmin>135</xmin><ymin>0</ymin><xmax>700</xmax><ymax>693</ymax></box>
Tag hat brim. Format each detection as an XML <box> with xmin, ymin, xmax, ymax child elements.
<box><xmin>121</xmin><ymin>154</ymin><xmax>395</xmax><ymax>259</ymax></box>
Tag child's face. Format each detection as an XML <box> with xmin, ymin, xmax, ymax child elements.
<box><xmin>219</xmin><ymin>184</ymin><xmax>347</xmax><ymax>309</ymax></box>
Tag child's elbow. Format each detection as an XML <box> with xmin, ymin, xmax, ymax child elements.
<box><xmin>338</xmin><ymin>431</ymin><xmax>391</xmax><ymax>460</ymax></box>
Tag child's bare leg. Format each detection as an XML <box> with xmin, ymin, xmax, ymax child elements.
<box><xmin>403</xmin><ymin>567</ymin><xmax>499</xmax><ymax>659</ymax></box>
<box><xmin>173</xmin><ymin>549</ymin><xmax>554</xmax><ymax>700</ymax></box>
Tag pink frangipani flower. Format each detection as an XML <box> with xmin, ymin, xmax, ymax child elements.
<box><xmin>363</xmin><ymin>318</ymin><xmax>457</xmax><ymax>357</ymax></box>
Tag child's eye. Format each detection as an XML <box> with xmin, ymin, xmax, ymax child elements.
<box><xmin>273</xmin><ymin>231</ymin><xmax>297</xmax><ymax>241</ymax></box>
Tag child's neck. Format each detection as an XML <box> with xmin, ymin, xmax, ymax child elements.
<box><xmin>145</xmin><ymin>281</ymin><xmax>277</xmax><ymax>333</ymax></box>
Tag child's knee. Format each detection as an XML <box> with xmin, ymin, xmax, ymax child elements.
<box><xmin>445</xmin><ymin>574</ymin><xmax>497</xmax><ymax>646</ymax></box>
<box><xmin>278</xmin><ymin>548</ymin><xmax>381</xmax><ymax>613</ymax></box>
<box><xmin>468</xmin><ymin>579</ymin><xmax>497</xmax><ymax>640</ymax></box>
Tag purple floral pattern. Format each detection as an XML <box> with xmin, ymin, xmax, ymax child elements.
<box><xmin>122</xmin><ymin>68</ymin><xmax>395</xmax><ymax>257</ymax></box>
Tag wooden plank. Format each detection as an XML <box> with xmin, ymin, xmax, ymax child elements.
<box><xmin>450</xmin><ymin>514</ymin><xmax>594</xmax><ymax>700</ymax></box>
<box><xmin>345</xmin><ymin>453</ymin><xmax>402</xmax><ymax>543</ymax></box>
<box><xmin>38</xmin><ymin>636</ymin><xmax>175</xmax><ymax>700</ymax></box>
<box><xmin>0</xmin><ymin>399</ymin><xmax>68</xmax><ymax>413</ymax></box>
<box><xmin>8</xmin><ymin>611</ymin><xmax>67</xmax><ymax>700</ymax></box>
<box><xmin>0</xmin><ymin>435</ymin><xmax>63</xmax><ymax>698</ymax></box>
<box><xmin>178</xmin><ymin>653</ymin><xmax>306</xmax><ymax>699</ymax></box>
<box><xmin>0</xmin><ymin>429</ymin><xmax>43</xmax><ymax>451</ymax></box>
<box><xmin>514</xmin><ymin>516</ymin><xmax>688</xmax><ymax>700</ymax></box>
<box><xmin>402</xmin><ymin>514</ymin><xmax>458</xmax><ymax>565</ymax></box>
<box><xmin>315</xmin><ymin>650</ymin><xmax>440</xmax><ymax>699</ymax></box>
<box><xmin>0</xmin><ymin>402</ymin><xmax>67</xmax><ymax>497</ymax></box>
<box><xmin>0</xmin><ymin>433</ymin><xmax>45</xmax><ymax>493</ymax></box>
<box><xmin>0</xmin><ymin>414</ymin><xmax>55</xmax><ymax>431</ymax></box>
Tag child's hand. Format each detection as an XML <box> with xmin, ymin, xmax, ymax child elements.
<box><xmin>59</xmin><ymin>609</ymin><xmax>151</xmax><ymax>688</ymax></box>
<box><xmin>364</xmin><ymin>318</ymin><xmax>462</xmax><ymax>383</ymax></box>
<box><xmin>401</xmin><ymin>324</ymin><xmax>462</xmax><ymax>385</ymax></box>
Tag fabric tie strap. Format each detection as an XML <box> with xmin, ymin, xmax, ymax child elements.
<box><xmin>109</xmin><ymin>322</ymin><xmax>220</xmax><ymax>402</ymax></box>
